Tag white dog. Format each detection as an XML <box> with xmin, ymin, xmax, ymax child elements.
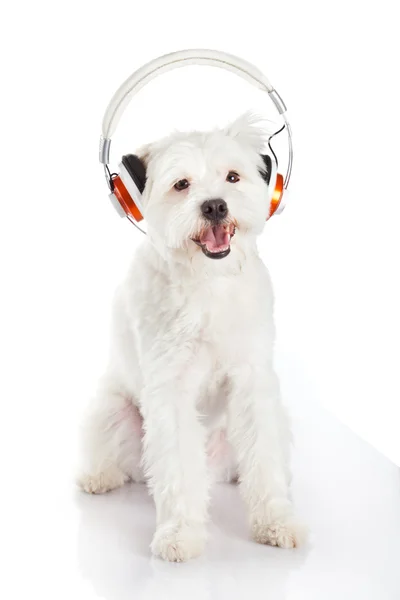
<box><xmin>78</xmin><ymin>113</ymin><xmax>306</xmax><ymax>561</ymax></box>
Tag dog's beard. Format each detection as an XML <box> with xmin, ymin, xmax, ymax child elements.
<box><xmin>191</xmin><ymin>221</ymin><xmax>236</xmax><ymax>260</ymax></box>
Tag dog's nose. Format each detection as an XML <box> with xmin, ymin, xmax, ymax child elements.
<box><xmin>201</xmin><ymin>198</ymin><xmax>228</xmax><ymax>221</ymax></box>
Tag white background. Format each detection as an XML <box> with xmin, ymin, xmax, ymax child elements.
<box><xmin>1</xmin><ymin>1</ymin><xmax>400</xmax><ymax>597</ymax></box>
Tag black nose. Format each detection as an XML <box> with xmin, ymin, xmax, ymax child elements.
<box><xmin>201</xmin><ymin>198</ymin><xmax>228</xmax><ymax>221</ymax></box>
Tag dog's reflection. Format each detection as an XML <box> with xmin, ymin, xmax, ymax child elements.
<box><xmin>76</xmin><ymin>482</ymin><xmax>307</xmax><ymax>600</ymax></box>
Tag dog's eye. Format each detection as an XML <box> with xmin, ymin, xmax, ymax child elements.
<box><xmin>174</xmin><ymin>179</ymin><xmax>190</xmax><ymax>191</ymax></box>
<box><xmin>226</xmin><ymin>171</ymin><xmax>240</xmax><ymax>183</ymax></box>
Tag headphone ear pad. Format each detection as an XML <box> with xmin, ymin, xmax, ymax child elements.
<box><xmin>121</xmin><ymin>154</ymin><xmax>147</xmax><ymax>194</ymax></box>
<box><xmin>260</xmin><ymin>154</ymin><xmax>272</xmax><ymax>185</ymax></box>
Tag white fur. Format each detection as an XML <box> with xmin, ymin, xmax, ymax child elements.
<box><xmin>78</xmin><ymin>114</ymin><xmax>306</xmax><ymax>561</ymax></box>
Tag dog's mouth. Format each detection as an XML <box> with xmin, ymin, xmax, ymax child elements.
<box><xmin>191</xmin><ymin>223</ymin><xmax>236</xmax><ymax>259</ymax></box>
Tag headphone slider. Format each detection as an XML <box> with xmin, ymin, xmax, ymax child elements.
<box><xmin>99</xmin><ymin>136</ymin><xmax>111</xmax><ymax>164</ymax></box>
<box><xmin>268</xmin><ymin>89</ymin><xmax>287</xmax><ymax>115</ymax></box>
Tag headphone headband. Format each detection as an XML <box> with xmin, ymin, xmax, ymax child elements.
<box><xmin>99</xmin><ymin>49</ymin><xmax>293</xmax><ymax>230</ymax></box>
<box><xmin>101</xmin><ymin>49</ymin><xmax>283</xmax><ymax>140</ymax></box>
<box><xmin>99</xmin><ymin>50</ymin><xmax>290</xmax><ymax>168</ymax></box>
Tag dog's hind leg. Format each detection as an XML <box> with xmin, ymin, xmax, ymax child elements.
<box><xmin>207</xmin><ymin>428</ymin><xmax>238</xmax><ymax>483</ymax></box>
<box><xmin>77</xmin><ymin>377</ymin><xmax>144</xmax><ymax>494</ymax></box>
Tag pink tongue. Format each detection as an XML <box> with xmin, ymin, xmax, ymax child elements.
<box><xmin>200</xmin><ymin>225</ymin><xmax>230</xmax><ymax>250</ymax></box>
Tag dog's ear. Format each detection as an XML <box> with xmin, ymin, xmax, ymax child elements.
<box><xmin>127</xmin><ymin>143</ymin><xmax>153</xmax><ymax>195</ymax></box>
<box><xmin>224</xmin><ymin>111</ymin><xmax>268</xmax><ymax>153</ymax></box>
<box><xmin>130</xmin><ymin>143</ymin><xmax>156</xmax><ymax>197</ymax></box>
<box><xmin>260</xmin><ymin>154</ymin><xmax>272</xmax><ymax>185</ymax></box>
<box><xmin>135</xmin><ymin>143</ymin><xmax>153</xmax><ymax>167</ymax></box>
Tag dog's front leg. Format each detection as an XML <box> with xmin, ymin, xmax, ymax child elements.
<box><xmin>228</xmin><ymin>363</ymin><xmax>307</xmax><ymax>549</ymax></box>
<box><xmin>140</xmin><ymin>352</ymin><xmax>209</xmax><ymax>562</ymax></box>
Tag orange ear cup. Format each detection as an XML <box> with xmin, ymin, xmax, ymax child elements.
<box><xmin>112</xmin><ymin>175</ymin><xmax>144</xmax><ymax>222</ymax></box>
<box><xmin>269</xmin><ymin>172</ymin><xmax>284</xmax><ymax>218</ymax></box>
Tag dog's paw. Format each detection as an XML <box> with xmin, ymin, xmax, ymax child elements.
<box><xmin>251</xmin><ymin>516</ymin><xmax>308</xmax><ymax>549</ymax></box>
<box><xmin>151</xmin><ymin>522</ymin><xmax>206</xmax><ymax>562</ymax></box>
<box><xmin>77</xmin><ymin>466</ymin><xmax>128</xmax><ymax>494</ymax></box>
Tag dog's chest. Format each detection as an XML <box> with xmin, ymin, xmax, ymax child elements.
<box><xmin>189</xmin><ymin>276</ymin><xmax>263</xmax><ymax>361</ymax></box>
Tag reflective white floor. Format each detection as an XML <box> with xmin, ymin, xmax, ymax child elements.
<box><xmin>6</xmin><ymin>384</ymin><xmax>400</xmax><ymax>600</ymax></box>
<box><xmin>70</xmin><ymin>395</ymin><xmax>400</xmax><ymax>600</ymax></box>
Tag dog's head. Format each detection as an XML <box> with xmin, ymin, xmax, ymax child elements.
<box><xmin>138</xmin><ymin>113</ymin><xmax>272</xmax><ymax>268</ymax></box>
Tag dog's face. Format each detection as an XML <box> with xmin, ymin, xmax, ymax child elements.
<box><xmin>140</xmin><ymin>114</ymin><xmax>272</xmax><ymax>264</ymax></box>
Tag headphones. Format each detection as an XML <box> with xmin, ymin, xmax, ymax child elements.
<box><xmin>99</xmin><ymin>49</ymin><xmax>293</xmax><ymax>233</ymax></box>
